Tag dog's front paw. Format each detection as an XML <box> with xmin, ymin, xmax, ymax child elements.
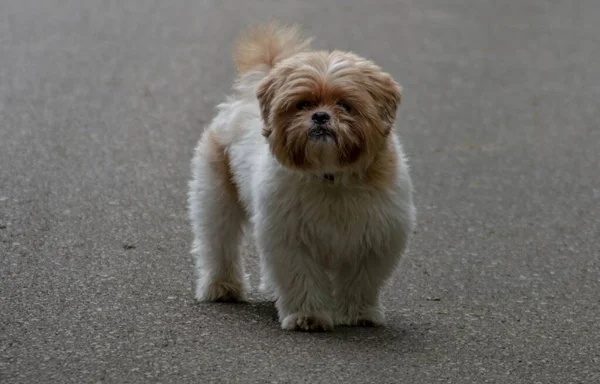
<box><xmin>195</xmin><ymin>278</ymin><xmax>246</xmax><ymax>302</ymax></box>
<box><xmin>281</xmin><ymin>312</ymin><xmax>334</xmax><ymax>332</ymax></box>
<box><xmin>334</xmin><ymin>305</ymin><xmax>386</xmax><ymax>327</ymax></box>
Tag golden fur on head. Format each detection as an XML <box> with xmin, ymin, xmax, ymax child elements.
<box><xmin>237</xmin><ymin>23</ymin><xmax>403</xmax><ymax>177</ymax></box>
<box><xmin>257</xmin><ymin>51</ymin><xmax>402</xmax><ymax>172</ymax></box>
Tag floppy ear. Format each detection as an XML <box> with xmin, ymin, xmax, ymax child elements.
<box><xmin>363</xmin><ymin>69</ymin><xmax>402</xmax><ymax>135</ymax></box>
<box><xmin>256</xmin><ymin>75</ymin><xmax>278</xmax><ymax>138</ymax></box>
<box><xmin>377</xmin><ymin>75</ymin><xmax>402</xmax><ymax>128</ymax></box>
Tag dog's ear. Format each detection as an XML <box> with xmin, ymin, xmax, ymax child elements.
<box><xmin>362</xmin><ymin>68</ymin><xmax>402</xmax><ymax>135</ymax></box>
<box><xmin>256</xmin><ymin>75</ymin><xmax>278</xmax><ymax>138</ymax></box>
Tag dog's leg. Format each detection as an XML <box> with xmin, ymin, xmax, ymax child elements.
<box><xmin>256</xmin><ymin>232</ymin><xmax>334</xmax><ymax>331</ymax></box>
<box><xmin>332</xmin><ymin>253</ymin><xmax>400</xmax><ymax>327</ymax></box>
<box><xmin>189</xmin><ymin>131</ymin><xmax>247</xmax><ymax>302</ymax></box>
<box><xmin>258</xmin><ymin>263</ymin><xmax>278</xmax><ymax>302</ymax></box>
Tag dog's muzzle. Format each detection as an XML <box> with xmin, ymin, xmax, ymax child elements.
<box><xmin>308</xmin><ymin>124</ymin><xmax>334</xmax><ymax>140</ymax></box>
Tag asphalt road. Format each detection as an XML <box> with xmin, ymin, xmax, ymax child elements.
<box><xmin>1</xmin><ymin>1</ymin><xmax>599</xmax><ymax>383</ymax></box>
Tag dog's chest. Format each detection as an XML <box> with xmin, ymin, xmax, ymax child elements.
<box><xmin>274</xmin><ymin>185</ymin><xmax>392</xmax><ymax>255</ymax></box>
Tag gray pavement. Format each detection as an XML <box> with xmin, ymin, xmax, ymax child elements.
<box><xmin>1</xmin><ymin>1</ymin><xmax>599</xmax><ymax>383</ymax></box>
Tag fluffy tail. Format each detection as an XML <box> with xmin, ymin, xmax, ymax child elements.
<box><xmin>234</xmin><ymin>22</ymin><xmax>312</xmax><ymax>74</ymax></box>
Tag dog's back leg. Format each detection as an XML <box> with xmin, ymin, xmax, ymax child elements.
<box><xmin>188</xmin><ymin>130</ymin><xmax>248</xmax><ymax>302</ymax></box>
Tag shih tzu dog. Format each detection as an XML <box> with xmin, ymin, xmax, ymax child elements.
<box><xmin>188</xmin><ymin>23</ymin><xmax>416</xmax><ymax>331</ymax></box>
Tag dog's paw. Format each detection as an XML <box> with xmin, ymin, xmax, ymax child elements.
<box><xmin>281</xmin><ymin>312</ymin><xmax>334</xmax><ymax>332</ymax></box>
<box><xmin>195</xmin><ymin>278</ymin><xmax>246</xmax><ymax>302</ymax></box>
<box><xmin>334</xmin><ymin>305</ymin><xmax>386</xmax><ymax>327</ymax></box>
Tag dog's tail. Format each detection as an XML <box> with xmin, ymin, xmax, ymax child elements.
<box><xmin>234</xmin><ymin>22</ymin><xmax>312</xmax><ymax>75</ymax></box>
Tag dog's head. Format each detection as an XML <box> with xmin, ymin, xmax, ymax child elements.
<box><xmin>257</xmin><ymin>51</ymin><xmax>402</xmax><ymax>173</ymax></box>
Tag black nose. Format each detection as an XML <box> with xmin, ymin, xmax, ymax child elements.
<box><xmin>311</xmin><ymin>111</ymin><xmax>330</xmax><ymax>124</ymax></box>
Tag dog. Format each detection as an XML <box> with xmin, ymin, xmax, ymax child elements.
<box><xmin>188</xmin><ymin>23</ymin><xmax>416</xmax><ymax>331</ymax></box>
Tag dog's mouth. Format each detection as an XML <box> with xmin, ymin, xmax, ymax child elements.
<box><xmin>308</xmin><ymin>124</ymin><xmax>336</xmax><ymax>142</ymax></box>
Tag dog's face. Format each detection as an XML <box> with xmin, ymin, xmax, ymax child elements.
<box><xmin>257</xmin><ymin>51</ymin><xmax>402</xmax><ymax>172</ymax></box>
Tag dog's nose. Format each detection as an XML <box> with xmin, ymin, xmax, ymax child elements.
<box><xmin>311</xmin><ymin>111</ymin><xmax>330</xmax><ymax>124</ymax></box>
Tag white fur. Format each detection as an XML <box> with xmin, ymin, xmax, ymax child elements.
<box><xmin>328</xmin><ymin>59</ymin><xmax>349</xmax><ymax>73</ymax></box>
<box><xmin>188</xmin><ymin>70</ymin><xmax>416</xmax><ymax>331</ymax></box>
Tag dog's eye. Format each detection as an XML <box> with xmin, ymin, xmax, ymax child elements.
<box><xmin>336</xmin><ymin>100</ymin><xmax>352</xmax><ymax>113</ymax></box>
<box><xmin>296</xmin><ymin>101</ymin><xmax>315</xmax><ymax>110</ymax></box>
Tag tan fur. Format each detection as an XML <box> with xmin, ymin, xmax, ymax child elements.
<box><xmin>234</xmin><ymin>22</ymin><xmax>312</xmax><ymax>74</ymax></box>
<box><xmin>362</xmin><ymin>137</ymin><xmax>399</xmax><ymax>189</ymax></box>
<box><xmin>256</xmin><ymin>49</ymin><xmax>402</xmax><ymax>183</ymax></box>
<box><xmin>204</xmin><ymin>130</ymin><xmax>238</xmax><ymax>201</ymax></box>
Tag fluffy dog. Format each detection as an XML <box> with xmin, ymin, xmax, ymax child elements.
<box><xmin>189</xmin><ymin>23</ymin><xmax>416</xmax><ymax>331</ymax></box>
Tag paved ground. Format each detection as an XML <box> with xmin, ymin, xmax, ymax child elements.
<box><xmin>1</xmin><ymin>0</ymin><xmax>599</xmax><ymax>383</ymax></box>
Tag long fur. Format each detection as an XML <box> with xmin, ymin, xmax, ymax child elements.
<box><xmin>188</xmin><ymin>23</ymin><xmax>416</xmax><ymax>331</ymax></box>
<box><xmin>234</xmin><ymin>22</ymin><xmax>312</xmax><ymax>75</ymax></box>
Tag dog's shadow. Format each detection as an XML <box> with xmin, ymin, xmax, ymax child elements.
<box><xmin>193</xmin><ymin>299</ymin><xmax>429</xmax><ymax>353</ymax></box>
